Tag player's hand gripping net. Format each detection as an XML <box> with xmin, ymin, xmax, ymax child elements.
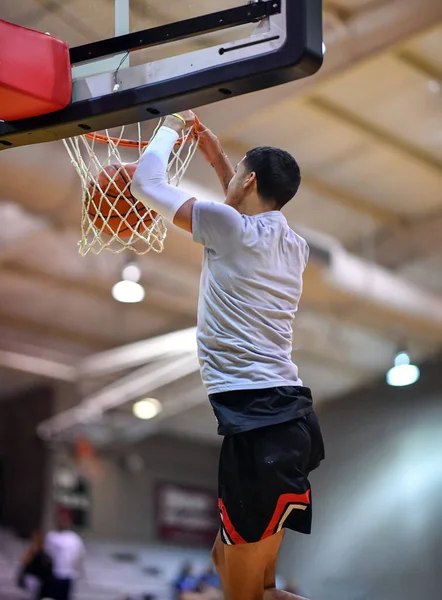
<box><xmin>63</xmin><ymin>118</ymin><xmax>199</xmax><ymax>256</ymax></box>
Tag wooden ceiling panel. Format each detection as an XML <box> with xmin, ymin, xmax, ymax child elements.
<box><xmin>1</xmin><ymin>0</ymin><xmax>103</xmax><ymax>46</ymax></box>
<box><xmin>286</xmin><ymin>187</ymin><xmax>379</xmax><ymax>247</ymax></box>
<box><xmin>317</xmin><ymin>55</ymin><xmax>442</xmax><ymax>160</ymax></box>
<box><xmin>0</xmin><ymin>0</ymin><xmax>51</xmax><ymax>26</ymax></box>
<box><xmin>404</xmin><ymin>25</ymin><xmax>442</xmax><ymax>71</ymax></box>
<box><xmin>234</xmin><ymin>99</ymin><xmax>371</xmax><ymax>172</ymax></box>
<box><xmin>130</xmin><ymin>0</ymin><xmax>244</xmax><ymax>25</ymax></box>
<box><xmin>0</xmin><ymin>142</ymin><xmax>78</xmax><ymax>215</ymax></box>
<box><xmin>317</xmin><ymin>140</ymin><xmax>442</xmax><ymax>215</ymax></box>
<box><xmin>325</xmin><ymin>0</ymin><xmax>379</xmax><ymax>11</ymax></box>
<box><xmin>236</xmin><ymin>95</ymin><xmax>442</xmax><ymax>217</ymax></box>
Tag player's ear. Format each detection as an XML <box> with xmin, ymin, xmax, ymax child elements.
<box><xmin>243</xmin><ymin>171</ymin><xmax>256</xmax><ymax>194</ymax></box>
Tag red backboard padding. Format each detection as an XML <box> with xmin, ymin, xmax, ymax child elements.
<box><xmin>0</xmin><ymin>20</ymin><xmax>72</xmax><ymax>121</ymax></box>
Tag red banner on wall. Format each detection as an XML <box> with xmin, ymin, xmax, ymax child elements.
<box><xmin>156</xmin><ymin>483</ymin><xmax>218</xmax><ymax>546</ymax></box>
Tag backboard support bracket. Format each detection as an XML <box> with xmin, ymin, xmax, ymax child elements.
<box><xmin>72</xmin><ymin>0</ymin><xmax>130</xmax><ymax>81</ymax></box>
<box><xmin>0</xmin><ymin>0</ymin><xmax>323</xmax><ymax>151</ymax></box>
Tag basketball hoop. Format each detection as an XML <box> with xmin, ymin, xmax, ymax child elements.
<box><xmin>63</xmin><ymin>118</ymin><xmax>199</xmax><ymax>256</ymax></box>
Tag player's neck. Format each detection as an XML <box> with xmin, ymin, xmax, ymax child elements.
<box><xmin>242</xmin><ymin>196</ymin><xmax>278</xmax><ymax>216</ymax></box>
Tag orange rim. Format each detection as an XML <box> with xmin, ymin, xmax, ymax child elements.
<box><xmin>84</xmin><ymin>116</ymin><xmax>200</xmax><ymax>148</ymax></box>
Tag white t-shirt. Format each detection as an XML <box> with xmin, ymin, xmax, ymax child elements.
<box><xmin>192</xmin><ymin>201</ymin><xmax>309</xmax><ymax>395</ymax></box>
<box><xmin>45</xmin><ymin>530</ymin><xmax>85</xmax><ymax>579</ymax></box>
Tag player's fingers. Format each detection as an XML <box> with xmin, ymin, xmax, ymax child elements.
<box><xmin>197</xmin><ymin>126</ymin><xmax>217</xmax><ymax>143</ymax></box>
<box><xmin>178</xmin><ymin>110</ymin><xmax>197</xmax><ymax>126</ymax></box>
<box><xmin>196</xmin><ymin>119</ymin><xmax>209</xmax><ymax>132</ymax></box>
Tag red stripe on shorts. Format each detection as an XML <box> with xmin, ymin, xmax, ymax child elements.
<box><xmin>218</xmin><ymin>498</ymin><xmax>247</xmax><ymax>545</ymax></box>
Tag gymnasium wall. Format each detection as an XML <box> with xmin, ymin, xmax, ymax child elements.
<box><xmin>4</xmin><ymin>362</ymin><xmax>439</xmax><ymax>600</ymax></box>
<box><xmin>0</xmin><ymin>386</ymin><xmax>54</xmax><ymax>537</ymax></box>
<box><xmin>47</xmin><ymin>359</ymin><xmax>442</xmax><ymax>600</ymax></box>
<box><xmin>278</xmin><ymin>356</ymin><xmax>442</xmax><ymax>600</ymax></box>
<box><xmin>87</xmin><ymin>434</ymin><xmax>219</xmax><ymax>542</ymax></box>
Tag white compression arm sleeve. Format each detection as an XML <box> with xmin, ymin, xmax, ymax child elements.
<box><xmin>131</xmin><ymin>126</ymin><xmax>194</xmax><ymax>222</ymax></box>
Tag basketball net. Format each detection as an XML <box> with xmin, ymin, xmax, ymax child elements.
<box><xmin>63</xmin><ymin>120</ymin><xmax>199</xmax><ymax>256</ymax></box>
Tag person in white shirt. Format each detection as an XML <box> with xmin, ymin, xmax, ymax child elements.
<box><xmin>44</xmin><ymin>513</ymin><xmax>85</xmax><ymax>600</ymax></box>
<box><xmin>131</xmin><ymin>112</ymin><xmax>325</xmax><ymax>600</ymax></box>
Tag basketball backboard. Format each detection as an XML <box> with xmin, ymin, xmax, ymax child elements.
<box><xmin>0</xmin><ymin>0</ymin><xmax>323</xmax><ymax>150</ymax></box>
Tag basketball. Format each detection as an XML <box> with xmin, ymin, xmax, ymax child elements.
<box><xmin>87</xmin><ymin>164</ymin><xmax>156</xmax><ymax>238</ymax></box>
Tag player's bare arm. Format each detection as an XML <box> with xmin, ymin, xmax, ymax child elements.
<box><xmin>197</xmin><ymin>123</ymin><xmax>235</xmax><ymax>195</ymax></box>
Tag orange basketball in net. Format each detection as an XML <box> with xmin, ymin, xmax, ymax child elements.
<box><xmin>87</xmin><ymin>164</ymin><xmax>157</xmax><ymax>238</ymax></box>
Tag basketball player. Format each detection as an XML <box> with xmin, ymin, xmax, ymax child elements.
<box><xmin>131</xmin><ymin>112</ymin><xmax>324</xmax><ymax>600</ymax></box>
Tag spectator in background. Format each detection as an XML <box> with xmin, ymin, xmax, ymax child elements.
<box><xmin>197</xmin><ymin>564</ymin><xmax>222</xmax><ymax>600</ymax></box>
<box><xmin>173</xmin><ymin>562</ymin><xmax>200</xmax><ymax>600</ymax></box>
<box><xmin>45</xmin><ymin>512</ymin><xmax>85</xmax><ymax>600</ymax></box>
<box><xmin>17</xmin><ymin>530</ymin><xmax>55</xmax><ymax>600</ymax></box>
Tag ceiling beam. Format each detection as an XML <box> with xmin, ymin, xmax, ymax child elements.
<box><xmin>396</xmin><ymin>49</ymin><xmax>442</xmax><ymax>81</ymax></box>
<box><xmin>307</xmin><ymin>95</ymin><xmax>442</xmax><ymax>176</ymax></box>
<box><xmin>77</xmin><ymin>327</ymin><xmax>197</xmax><ymax>378</ymax></box>
<box><xmin>201</xmin><ymin>0</ymin><xmax>442</xmax><ymax>134</ymax></box>
<box><xmin>302</xmin><ymin>173</ymin><xmax>408</xmax><ymax>228</ymax></box>
<box><xmin>0</xmin><ymin>350</ymin><xmax>75</xmax><ymax>382</ymax></box>
<box><xmin>367</xmin><ymin>212</ymin><xmax>442</xmax><ymax>270</ymax></box>
<box><xmin>0</xmin><ymin>313</ymin><xmax>110</xmax><ymax>350</ymax></box>
<box><xmin>302</xmin><ymin>286</ymin><xmax>442</xmax><ymax>345</ymax></box>
<box><xmin>322</xmin><ymin>1</ymin><xmax>350</xmax><ymax>19</ymax></box>
<box><xmin>38</xmin><ymin>353</ymin><xmax>200</xmax><ymax>440</ymax></box>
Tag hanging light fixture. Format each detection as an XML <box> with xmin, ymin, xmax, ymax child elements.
<box><xmin>112</xmin><ymin>263</ymin><xmax>145</xmax><ymax>303</ymax></box>
<box><xmin>132</xmin><ymin>398</ymin><xmax>162</xmax><ymax>420</ymax></box>
<box><xmin>386</xmin><ymin>351</ymin><xmax>420</xmax><ymax>387</ymax></box>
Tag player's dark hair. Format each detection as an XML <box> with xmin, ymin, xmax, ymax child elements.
<box><xmin>244</xmin><ymin>146</ymin><xmax>301</xmax><ymax>209</ymax></box>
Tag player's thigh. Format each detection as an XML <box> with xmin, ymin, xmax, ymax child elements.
<box><xmin>223</xmin><ymin>531</ymin><xmax>284</xmax><ymax>600</ymax></box>
<box><xmin>264</xmin><ymin>530</ymin><xmax>285</xmax><ymax>589</ymax></box>
<box><xmin>212</xmin><ymin>531</ymin><xmax>229</xmax><ymax>598</ymax></box>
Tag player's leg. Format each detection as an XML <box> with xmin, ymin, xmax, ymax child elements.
<box><xmin>220</xmin><ymin>530</ymin><xmax>284</xmax><ymax>600</ymax></box>
<box><xmin>213</xmin><ymin>529</ymin><xmax>289</xmax><ymax>600</ymax></box>
<box><xmin>217</xmin><ymin>412</ymin><xmax>324</xmax><ymax>600</ymax></box>
<box><xmin>213</xmin><ymin>530</ymin><xmax>310</xmax><ymax>600</ymax></box>
<box><xmin>262</xmin><ymin>531</ymin><xmax>310</xmax><ymax>600</ymax></box>
<box><xmin>263</xmin><ymin>533</ymin><xmax>280</xmax><ymax>589</ymax></box>
<box><xmin>212</xmin><ymin>532</ymin><xmax>230</xmax><ymax>599</ymax></box>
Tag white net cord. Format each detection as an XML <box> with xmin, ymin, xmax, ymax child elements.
<box><xmin>63</xmin><ymin>120</ymin><xmax>199</xmax><ymax>256</ymax></box>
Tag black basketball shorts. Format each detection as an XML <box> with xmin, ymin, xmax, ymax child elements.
<box><xmin>218</xmin><ymin>412</ymin><xmax>325</xmax><ymax>545</ymax></box>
